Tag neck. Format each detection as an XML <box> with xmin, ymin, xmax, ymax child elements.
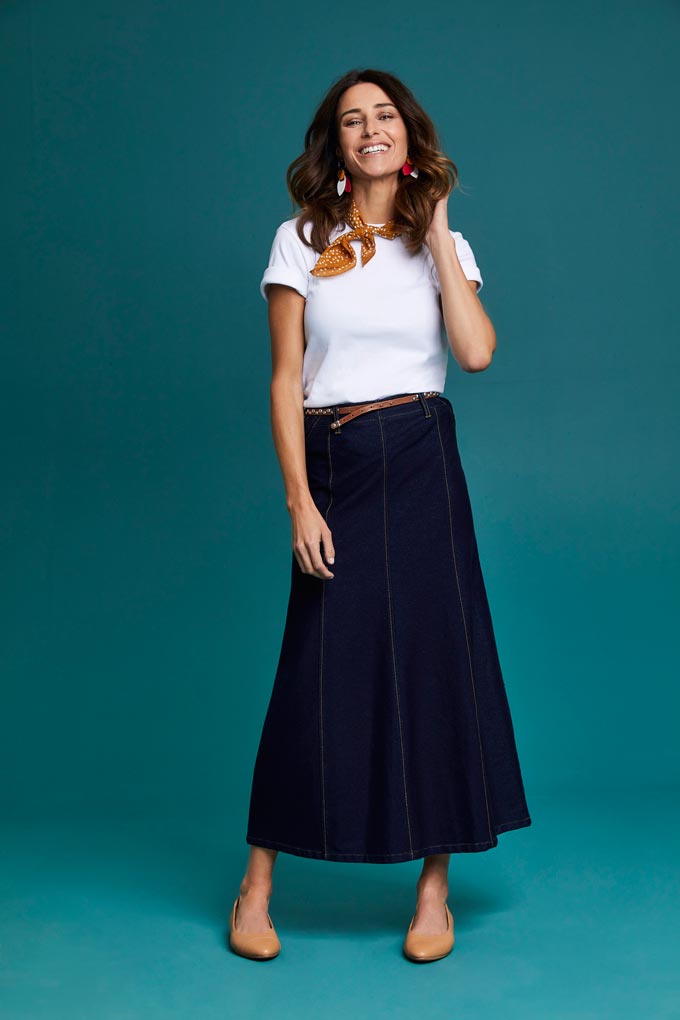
<box><xmin>350</xmin><ymin>174</ymin><xmax>399</xmax><ymax>223</ymax></box>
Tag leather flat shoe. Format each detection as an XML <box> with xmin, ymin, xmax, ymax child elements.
<box><xmin>403</xmin><ymin>902</ymin><xmax>454</xmax><ymax>962</ymax></box>
<box><xmin>228</xmin><ymin>895</ymin><xmax>281</xmax><ymax>960</ymax></box>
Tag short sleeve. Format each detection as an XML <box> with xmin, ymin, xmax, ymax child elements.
<box><xmin>430</xmin><ymin>230</ymin><xmax>484</xmax><ymax>293</ymax></box>
<box><xmin>260</xmin><ymin>222</ymin><xmax>311</xmax><ymax>301</ymax></box>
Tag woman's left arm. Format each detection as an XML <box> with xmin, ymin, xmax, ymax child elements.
<box><xmin>425</xmin><ymin>195</ymin><xmax>497</xmax><ymax>372</ymax></box>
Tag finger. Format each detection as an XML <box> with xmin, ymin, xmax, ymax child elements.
<box><xmin>322</xmin><ymin>530</ymin><xmax>335</xmax><ymax>565</ymax></box>
<box><xmin>294</xmin><ymin>541</ymin><xmax>314</xmax><ymax>575</ymax></box>
<box><xmin>308</xmin><ymin>541</ymin><xmax>334</xmax><ymax>579</ymax></box>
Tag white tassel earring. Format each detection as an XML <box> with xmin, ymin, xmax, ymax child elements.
<box><xmin>337</xmin><ymin>159</ymin><xmax>352</xmax><ymax>195</ymax></box>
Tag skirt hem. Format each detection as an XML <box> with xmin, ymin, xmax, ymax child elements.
<box><xmin>245</xmin><ymin>816</ymin><xmax>532</xmax><ymax>864</ymax></box>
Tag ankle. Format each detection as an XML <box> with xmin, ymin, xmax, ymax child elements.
<box><xmin>239</xmin><ymin>878</ymin><xmax>273</xmax><ymax>901</ymax></box>
<box><xmin>416</xmin><ymin>877</ymin><xmax>448</xmax><ymax>899</ymax></box>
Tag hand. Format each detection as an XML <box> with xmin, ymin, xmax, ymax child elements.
<box><xmin>290</xmin><ymin>498</ymin><xmax>335</xmax><ymax>579</ymax></box>
<box><xmin>424</xmin><ymin>194</ymin><xmax>451</xmax><ymax>248</ymax></box>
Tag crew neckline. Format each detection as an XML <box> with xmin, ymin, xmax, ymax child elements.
<box><xmin>341</xmin><ymin>221</ymin><xmax>387</xmax><ymax>231</ymax></box>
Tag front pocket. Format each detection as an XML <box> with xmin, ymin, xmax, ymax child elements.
<box><xmin>303</xmin><ymin>413</ymin><xmax>323</xmax><ymax>439</ymax></box>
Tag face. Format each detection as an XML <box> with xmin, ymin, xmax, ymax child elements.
<box><xmin>336</xmin><ymin>81</ymin><xmax>409</xmax><ymax>183</ymax></box>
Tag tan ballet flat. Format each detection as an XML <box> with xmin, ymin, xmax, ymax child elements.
<box><xmin>228</xmin><ymin>895</ymin><xmax>281</xmax><ymax>960</ymax></box>
<box><xmin>403</xmin><ymin>902</ymin><xmax>454</xmax><ymax>962</ymax></box>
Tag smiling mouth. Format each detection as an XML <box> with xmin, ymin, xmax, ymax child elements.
<box><xmin>358</xmin><ymin>144</ymin><xmax>390</xmax><ymax>156</ymax></box>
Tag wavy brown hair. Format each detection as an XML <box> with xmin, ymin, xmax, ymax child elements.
<box><xmin>286</xmin><ymin>68</ymin><xmax>459</xmax><ymax>257</ymax></box>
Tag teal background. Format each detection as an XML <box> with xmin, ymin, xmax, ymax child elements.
<box><xmin>1</xmin><ymin>0</ymin><xmax>678</xmax><ymax>1017</ymax></box>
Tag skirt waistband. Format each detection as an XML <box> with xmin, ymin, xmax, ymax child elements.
<box><xmin>304</xmin><ymin>391</ymin><xmax>442</xmax><ymax>431</ymax></box>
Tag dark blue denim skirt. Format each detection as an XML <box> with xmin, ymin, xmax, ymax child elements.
<box><xmin>246</xmin><ymin>392</ymin><xmax>532</xmax><ymax>863</ymax></box>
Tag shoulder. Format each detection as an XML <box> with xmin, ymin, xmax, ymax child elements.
<box><xmin>272</xmin><ymin>214</ymin><xmax>346</xmax><ymax>246</ymax></box>
<box><xmin>261</xmin><ymin>215</ymin><xmax>323</xmax><ymax>301</ymax></box>
<box><xmin>262</xmin><ymin>217</ymin><xmax>315</xmax><ymax>276</ymax></box>
<box><xmin>268</xmin><ymin>216</ymin><xmax>314</xmax><ymax>261</ymax></box>
<box><xmin>267</xmin><ymin>215</ymin><xmax>348</xmax><ymax>269</ymax></box>
<box><xmin>270</xmin><ymin>215</ymin><xmax>307</xmax><ymax>244</ymax></box>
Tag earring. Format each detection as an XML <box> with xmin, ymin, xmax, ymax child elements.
<box><xmin>401</xmin><ymin>154</ymin><xmax>419</xmax><ymax>178</ymax></box>
<box><xmin>337</xmin><ymin>159</ymin><xmax>352</xmax><ymax>195</ymax></box>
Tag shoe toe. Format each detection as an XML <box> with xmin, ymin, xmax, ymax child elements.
<box><xmin>228</xmin><ymin>896</ymin><xmax>281</xmax><ymax>960</ymax></box>
<box><xmin>403</xmin><ymin>904</ymin><xmax>454</xmax><ymax>962</ymax></box>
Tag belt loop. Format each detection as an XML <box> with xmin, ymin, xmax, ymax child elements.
<box><xmin>418</xmin><ymin>392</ymin><xmax>431</xmax><ymax>418</ymax></box>
<box><xmin>331</xmin><ymin>404</ymin><xmax>342</xmax><ymax>434</ymax></box>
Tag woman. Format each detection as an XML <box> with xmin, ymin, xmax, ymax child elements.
<box><xmin>229</xmin><ymin>68</ymin><xmax>532</xmax><ymax>963</ymax></box>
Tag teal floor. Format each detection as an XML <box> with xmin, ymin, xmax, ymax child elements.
<box><xmin>1</xmin><ymin>791</ymin><xmax>678</xmax><ymax>1020</ymax></box>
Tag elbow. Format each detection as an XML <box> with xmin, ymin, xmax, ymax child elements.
<box><xmin>464</xmin><ymin>346</ymin><xmax>495</xmax><ymax>373</ymax></box>
<box><xmin>464</xmin><ymin>352</ymin><xmax>493</xmax><ymax>373</ymax></box>
<box><xmin>463</xmin><ymin>328</ymin><xmax>496</xmax><ymax>373</ymax></box>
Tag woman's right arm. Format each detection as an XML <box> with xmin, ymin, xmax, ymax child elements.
<box><xmin>267</xmin><ymin>283</ymin><xmax>335</xmax><ymax>580</ymax></box>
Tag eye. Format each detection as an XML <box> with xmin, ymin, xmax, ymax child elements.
<box><xmin>343</xmin><ymin>112</ymin><xmax>396</xmax><ymax>127</ymax></box>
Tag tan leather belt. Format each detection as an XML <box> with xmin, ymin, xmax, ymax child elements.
<box><xmin>304</xmin><ymin>391</ymin><xmax>440</xmax><ymax>429</ymax></box>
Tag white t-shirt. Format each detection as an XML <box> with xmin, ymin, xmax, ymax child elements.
<box><xmin>260</xmin><ymin>215</ymin><xmax>483</xmax><ymax>407</ymax></box>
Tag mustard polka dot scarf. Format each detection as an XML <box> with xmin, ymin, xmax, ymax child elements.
<box><xmin>310</xmin><ymin>197</ymin><xmax>404</xmax><ymax>278</ymax></box>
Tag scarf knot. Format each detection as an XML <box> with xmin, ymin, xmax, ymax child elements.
<box><xmin>310</xmin><ymin>198</ymin><xmax>403</xmax><ymax>277</ymax></box>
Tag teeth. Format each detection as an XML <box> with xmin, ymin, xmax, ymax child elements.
<box><xmin>360</xmin><ymin>144</ymin><xmax>389</xmax><ymax>154</ymax></box>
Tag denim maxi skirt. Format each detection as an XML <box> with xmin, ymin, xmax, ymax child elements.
<box><xmin>245</xmin><ymin>392</ymin><xmax>532</xmax><ymax>863</ymax></box>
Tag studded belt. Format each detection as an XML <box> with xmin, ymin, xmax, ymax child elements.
<box><xmin>304</xmin><ymin>391</ymin><xmax>441</xmax><ymax>430</ymax></box>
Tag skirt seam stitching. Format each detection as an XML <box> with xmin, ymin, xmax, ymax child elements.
<box><xmin>378</xmin><ymin>410</ymin><xmax>414</xmax><ymax>858</ymax></box>
<box><xmin>433</xmin><ymin>404</ymin><xmax>495</xmax><ymax>843</ymax></box>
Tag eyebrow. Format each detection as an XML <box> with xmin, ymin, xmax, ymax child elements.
<box><xmin>339</xmin><ymin>102</ymin><xmax>397</xmax><ymax>119</ymax></box>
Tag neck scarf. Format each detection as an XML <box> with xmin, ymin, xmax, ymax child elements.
<box><xmin>310</xmin><ymin>198</ymin><xmax>403</xmax><ymax>278</ymax></box>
